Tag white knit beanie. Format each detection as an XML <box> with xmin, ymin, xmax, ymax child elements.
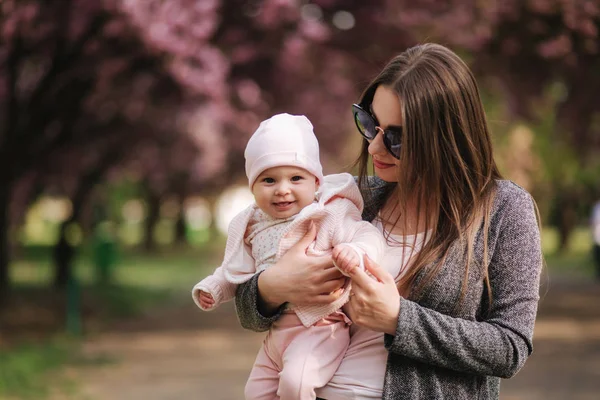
<box><xmin>245</xmin><ymin>113</ymin><xmax>323</xmax><ymax>188</ymax></box>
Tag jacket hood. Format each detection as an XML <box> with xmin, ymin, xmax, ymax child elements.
<box><xmin>316</xmin><ymin>173</ymin><xmax>363</xmax><ymax>212</ymax></box>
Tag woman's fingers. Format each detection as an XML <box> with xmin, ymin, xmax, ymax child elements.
<box><xmin>299</xmin><ymin>286</ymin><xmax>344</xmax><ymax>305</ymax></box>
<box><xmin>292</xmin><ymin>221</ymin><xmax>317</xmax><ymax>253</ymax></box>
<box><xmin>312</xmin><ymin>292</ymin><xmax>344</xmax><ymax>304</ymax></box>
<box><xmin>310</xmin><ymin>254</ymin><xmax>343</xmax><ymax>280</ymax></box>
<box><xmin>347</xmin><ymin>260</ymin><xmax>375</xmax><ymax>289</ymax></box>
<box><xmin>309</xmin><ymin>252</ymin><xmax>334</xmax><ymax>268</ymax></box>
<box><xmin>317</xmin><ymin>266</ymin><xmax>346</xmax><ymax>285</ymax></box>
<box><xmin>320</xmin><ymin>276</ymin><xmax>346</xmax><ymax>293</ymax></box>
<box><xmin>364</xmin><ymin>255</ymin><xmax>395</xmax><ymax>284</ymax></box>
<box><xmin>259</xmin><ymin>221</ymin><xmax>352</xmax><ymax>307</ymax></box>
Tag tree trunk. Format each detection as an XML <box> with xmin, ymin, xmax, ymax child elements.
<box><xmin>144</xmin><ymin>193</ymin><xmax>160</xmax><ymax>251</ymax></box>
<box><xmin>174</xmin><ymin>198</ymin><xmax>187</xmax><ymax>245</ymax></box>
<box><xmin>53</xmin><ymin>220</ymin><xmax>75</xmax><ymax>289</ymax></box>
<box><xmin>557</xmin><ymin>208</ymin><xmax>576</xmax><ymax>253</ymax></box>
<box><xmin>556</xmin><ymin>201</ymin><xmax>576</xmax><ymax>253</ymax></box>
<box><xmin>207</xmin><ymin>197</ymin><xmax>220</xmax><ymax>240</ymax></box>
<box><xmin>52</xmin><ymin>157</ymin><xmax>116</xmax><ymax>288</ymax></box>
<box><xmin>0</xmin><ymin>184</ymin><xmax>11</xmax><ymax>295</ymax></box>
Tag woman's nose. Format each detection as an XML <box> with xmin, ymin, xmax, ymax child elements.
<box><xmin>367</xmin><ymin>130</ymin><xmax>386</xmax><ymax>156</ymax></box>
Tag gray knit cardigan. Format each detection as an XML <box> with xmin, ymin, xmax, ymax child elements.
<box><xmin>234</xmin><ymin>178</ymin><xmax>542</xmax><ymax>399</ymax></box>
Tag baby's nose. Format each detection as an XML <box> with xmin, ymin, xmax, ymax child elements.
<box><xmin>275</xmin><ymin>183</ymin><xmax>291</xmax><ymax>195</ymax></box>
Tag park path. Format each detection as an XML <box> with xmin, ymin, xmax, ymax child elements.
<box><xmin>54</xmin><ymin>278</ymin><xmax>600</xmax><ymax>400</ymax></box>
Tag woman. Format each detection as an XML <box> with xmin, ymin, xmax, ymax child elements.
<box><xmin>235</xmin><ymin>43</ymin><xmax>542</xmax><ymax>399</ymax></box>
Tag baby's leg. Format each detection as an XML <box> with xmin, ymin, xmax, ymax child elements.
<box><xmin>245</xmin><ymin>313</ymin><xmax>308</xmax><ymax>400</ymax></box>
<box><xmin>277</xmin><ymin>316</ymin><xmax>350</xmax><ymax>400</ymax></box>
<box><xmin>244</xmin><ymin>340</ymin><xmax>280</xmax><ymax>400</ymax></box>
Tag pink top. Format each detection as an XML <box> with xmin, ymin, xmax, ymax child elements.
<box><xmin>192</xmin><ymin>173</ymin><xmax>385</xmax><ymax>327</ymax></box>
<box><xmin>316</xmin><ymin>218</ymin><xmax>430</xmax><ymax>400</ymax></box>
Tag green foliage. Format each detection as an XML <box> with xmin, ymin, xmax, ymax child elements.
<box><xmin>542</xmin><ymin>226</ymin><xmax>595</xmax><ymax>277</ymax></box>
<box><xmin>531</xmin><ymin>96</ymin><xmax>600</xmax><ymax>226</ymax></box>
<box><xmin>103</xmin><ymin>179</ymin><xmax>145</xmax><ymax>226</ymax></box>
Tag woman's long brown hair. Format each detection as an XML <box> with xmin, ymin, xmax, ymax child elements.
<box><xmin>355</xmin><ymin>43</ymin><xmax>502</xmax><ymax>307</ymax></box>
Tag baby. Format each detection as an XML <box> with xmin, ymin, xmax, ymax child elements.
<box><xmin>192</xmin><ymin>113</ymin><xmax>384</xmax><ymax>400</ymax></box>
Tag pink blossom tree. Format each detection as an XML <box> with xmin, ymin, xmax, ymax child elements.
<box><xmin>0</xmin><ymin>0</ymin><xmax>225</xmax><ymax>289</ymax></box>
<box><xmin>4</xmin><ymin>0</ymin><xmax>597</xmax><ymax>291</ymax></box>
<box><xmin>387</xmin><ymin>0</ymin><xmax>600</xmax><ymax>250</ymax></box>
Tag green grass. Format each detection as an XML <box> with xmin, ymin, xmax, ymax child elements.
<box><xmin>0</xmin><ymin>339</ymin><xmax>76</xmax><ymax>399</ymax></box>
<box><xmin>0</xmin><ymin>338</ymin><xmax>116</xmax><ymax>400</ymax></box>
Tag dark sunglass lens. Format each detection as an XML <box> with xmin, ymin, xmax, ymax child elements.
<box><xmin>354</xmin><ymin>108</ymin><xmax>377</xmax><ymax>139</ymax></box>
<box><xmin>384</xmin><ymin>129</ymin><xmax>402</xmax><ymax>159</ymax></box>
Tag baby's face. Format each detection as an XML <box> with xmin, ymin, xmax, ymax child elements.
<box><xmin>252</xmin><ymin>166</ymin><xmax>318</xmax><ymax>219</ymax></box>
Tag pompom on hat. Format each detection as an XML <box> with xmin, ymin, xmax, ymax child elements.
<box><xmin>244</xmin><ymin>113</ymin><xmax>324</xmax><ymax>188</ymax></box>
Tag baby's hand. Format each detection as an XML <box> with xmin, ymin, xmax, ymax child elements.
<box><xmin>197</xmin><ymin>290</ymin><xmax>215</xmax><ymax>309</ymax></box>
<box><xmin>332</xmin><ymin>244</ymin><xmax>361</xmax><ymax>276</ymax></box>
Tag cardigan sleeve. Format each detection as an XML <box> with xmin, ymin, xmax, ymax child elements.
<box><xmin>383</xmin><ymin>189</ymin><xmax>542</xmax><ymax>378</ymax></box>
<box><xmin>234</xmin><ymin>272</ymin><xmax>286</xmax><ymax>332</ymax></box>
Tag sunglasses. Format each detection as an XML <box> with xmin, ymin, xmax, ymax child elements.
<box><xmin>352</xmin><ymin>103</ymin><xmax>402</xmax><ymax>159</ymax></box>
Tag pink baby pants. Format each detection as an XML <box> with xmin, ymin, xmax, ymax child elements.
<box><xmin>244</xmin><ymin>311</ymin><xmax>350</xmax><ymax>400</ymax></box>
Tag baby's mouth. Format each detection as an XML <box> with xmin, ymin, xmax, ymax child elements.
<box><xmin>273</xmin><ymin>201</ymin><xmax>295</xmax><ymax>209</ymax></box>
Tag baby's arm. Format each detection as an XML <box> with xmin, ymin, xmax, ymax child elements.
<box><xmin>331</xmin><ymin>201</ymin><xmax>385</xmax><ymax>275</ymax></box>
<box><xmin>193</xmin><ymin>206</ymin><xmax>258</xmax><ymax>311</ymax></box>
<box><xmin>192</xmin><ymin>265</ymin><xmax>238</xmax><ymax>311</ymax></box>
<box><xmin>197</xmin><ymin>290</ymin><xmax>215</xmax><ymax>309</ymax></box>
<box><xmin>332</xmin><ymin>243</ymin><xmax>363</xmax><ymax>276</ymax></box>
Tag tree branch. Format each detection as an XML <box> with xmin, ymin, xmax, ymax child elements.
<box><xmin>3</xmin><ymin>29</ymin><xmax>23</xmax><ymax>150</ymax></box>
<box><xmin>26</xmin><ymin>11</ymin><xmax>109</xmax><ymax>115</ymax></box>
<box><xmin>11</xmin><ymin>77</ymin><xmax>93</xmax><ymax>176</ymax></box>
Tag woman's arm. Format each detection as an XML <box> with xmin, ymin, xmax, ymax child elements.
<box><xmin>235</xmin><ymin>272</ymin><xmax>283</xmax><ymax>332</ymax></box>
<box><xmin>347</xmin><ymin>189</ymin><xmax>542</xmax><ymax>378</ymax></box>
<box><xmin>389</xmin><ymin>191</ymin><xmax>541</xmax><ymax>378</ymax></box>
<box><xmin>235</xmin><ymin>222</ymin><xmax>346</xmax><ymax>331</ymax></box>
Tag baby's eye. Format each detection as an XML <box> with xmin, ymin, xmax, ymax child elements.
<box><xmin>263</xmin><ymin>177</ymin><xmax>275</xmax><ymax>184</ymax></box>
<box><xmin>291</xmin><ymin>176</ymin><xmax>304</xmax><ymax>182</ymax></box>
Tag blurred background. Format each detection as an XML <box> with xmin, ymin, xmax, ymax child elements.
<box><xmin>0</xmin><ymin>0</ymin><xmax>599</xmax><ymax>399</ymax></box>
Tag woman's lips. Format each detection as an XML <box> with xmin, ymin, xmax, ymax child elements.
<box><xmin>373</xmin><ymin>159</ymin><xmax>395</xmax><ymax>169</ymax></box>
<box><xmin>273</xmin><ymin>201</ymin><xmax>295</xmax><ymax>211</ymax></box>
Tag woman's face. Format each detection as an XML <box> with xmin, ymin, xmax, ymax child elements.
<box><xmin>368</xmin><ymin>85</ymin><xmax>403</xmax><ymax>183</ymax></box>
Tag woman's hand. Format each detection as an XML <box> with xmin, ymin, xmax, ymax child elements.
<box><xmin>258</xmin><ymin>221</ymin><xmax>346</xmax><ymax>312</ymax></box>
<box><xmin>345</xmin><ymin>255</ymin><xmax>401</xmax><ymax>335</ymax></box>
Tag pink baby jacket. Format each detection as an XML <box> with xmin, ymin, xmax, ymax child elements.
<box><xmin>192</xmin><ymin>172</ymin><xmax>384</xmax><ymax>327</ymax></box>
